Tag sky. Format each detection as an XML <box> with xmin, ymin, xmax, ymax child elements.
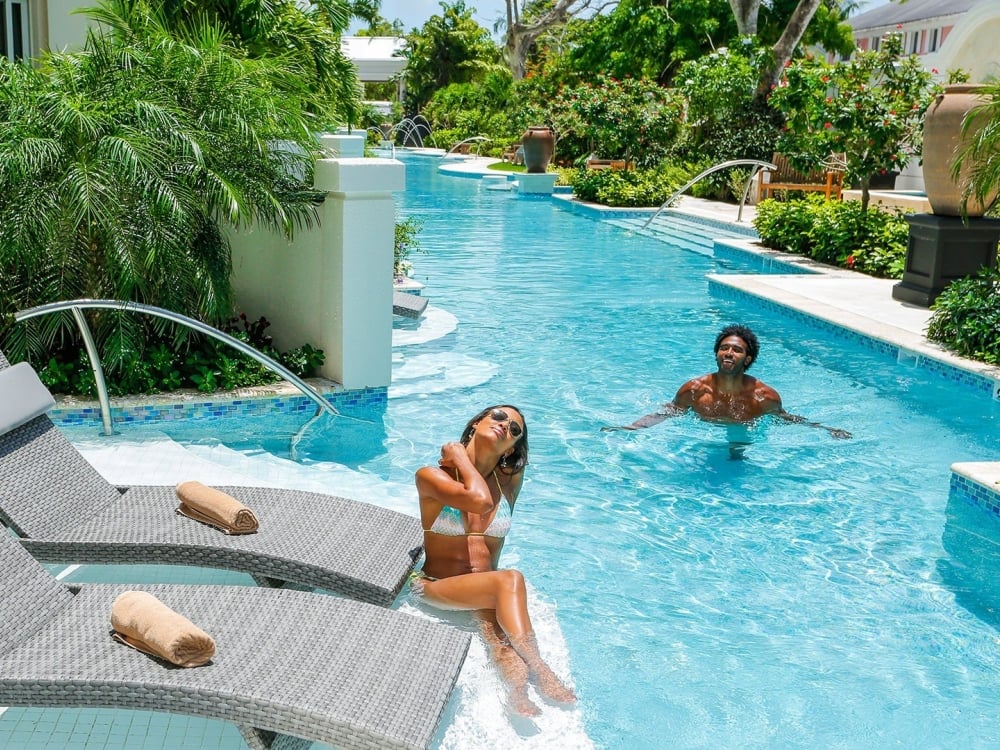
<box><xmin>364</xmin><ymin>1</ymin><xmax>507</xmax><ymax>34</ymax></box>
<box><xmin>357</xmin><ymin>0</ymin><xmax>889</xmax><ymax>35</ymax></box>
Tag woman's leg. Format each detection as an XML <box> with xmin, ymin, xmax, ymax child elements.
<box><xmin>476</xmin><ymin>610</ymin><xmax>539</xmax><ymax>716</ymax></box>
<box><xmin>419</xmin><ymin>570</ymin><xmax>576</xmax><ymax>704</ymax></box>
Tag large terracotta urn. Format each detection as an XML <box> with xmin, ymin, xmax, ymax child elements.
<box><xmin>922</xmin><ymin>84</ymin><xmax>996</xmax><ymax>217</ymax></box>
<box><xmin>521</xmin><ymin>126</ymin><xmax>555</xmax><ymax>174</ymax></box>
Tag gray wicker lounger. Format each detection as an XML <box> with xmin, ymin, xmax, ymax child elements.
<box><xmin>0</xmin><ymin>528</ymin><xmax>470</xmax><ymax>750</ymax></box>
<box><xmin>0</xmin><ymin>353</ymin><xmax>422</xmax><ymax>607</ymax></box>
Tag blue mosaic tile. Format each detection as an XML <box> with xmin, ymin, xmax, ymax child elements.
<box><xmin>713</xmin><ymin>242</ymin><xmax>818</xmax><ymax>275</ymax></box>
<box><xmin>951</xmin><ymin>472</ymin><xmax>1000</xmax><ymax>518</ymax></box>
<box><xmin>710</xmin><ymin>281</ymin><xmax>998</xmax><ymax>399</ymax></box>
<box><xmin>49</xmin><ymin>387</ymin><xmax>389</xmax><ymax>429</ymax></box>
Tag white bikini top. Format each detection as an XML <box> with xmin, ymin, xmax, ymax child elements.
<box><xmin>425</xmin><ymin>470</ymin><xmax>512</xmax><ymax>538</ymax></box>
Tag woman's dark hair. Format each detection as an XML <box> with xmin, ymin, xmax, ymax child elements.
<box><xmin>714</xmin><ymin>324</ymin><xmax>760</xmax><ymax>370</ymax></box>
<box><xmin>460</xmin><ymin>404</ymin><xmax>529</xmax><ymax>474</ymax></box>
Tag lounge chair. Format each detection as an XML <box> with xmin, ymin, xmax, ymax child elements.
<box><xmin>0</xmin><ymin>527</ymin><xmax>470</xmax><ymax>750</ymax></box>
<box><xmin>0</xmin><ymin>352</ymin><xmax>422</xmax><ymax>607</ymax></box>
<box><xmin>393</xmin><ymin>289</ymin><xmax>429</xmax><ymax>319</ymax></box>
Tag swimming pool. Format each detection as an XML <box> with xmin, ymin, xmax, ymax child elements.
<box><xmin>17</xmin><ymin>153</ymin><xmax>1000</xmax><ymax>749</ymax></box>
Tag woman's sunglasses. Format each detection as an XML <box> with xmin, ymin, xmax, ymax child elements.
<box><xmin>489</xmin><ymin>409</ymin><xmax>523</xmax><ymax>438</ymax></box>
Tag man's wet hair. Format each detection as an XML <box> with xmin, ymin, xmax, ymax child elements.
<box><xmin>714</xmin><ymin>324</ymin><xmax>760</xmax><ymax>370</ymax></box>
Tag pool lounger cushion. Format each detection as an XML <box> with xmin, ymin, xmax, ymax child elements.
<box><xmin>0</xmin><ymin>362</ymin><xmax>55</xmax><ymax>436</ymax></box>
<box><xmin>0</xmin><ymin>350</ymin><xmax>423</xmax><ymax>607</ymax></box>
<box><xmin>0</xmin><ymin>528</ymin><xmax>471</xmax><ymax>750</ymax></box>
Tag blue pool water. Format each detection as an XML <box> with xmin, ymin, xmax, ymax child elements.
<box><xmin>19</xmin><ymin>153</ymin><xmax>1000</xmax><ymax>749</ymax></box>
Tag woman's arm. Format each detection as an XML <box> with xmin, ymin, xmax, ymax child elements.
<box><xmin>416</xmin><ymin>442</ymin><xmax>495</xmax><ymax>514</ymax></box>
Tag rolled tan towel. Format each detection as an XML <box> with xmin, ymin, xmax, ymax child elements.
<box><xmin>110</xmin><ymin>591</ymin><xmax>215</xmax><ymax>667</ymax></box>
<box><xmin>175</xmin><ymin>481</ymin><xmax>259</xmax><ymax>535</ymax></box>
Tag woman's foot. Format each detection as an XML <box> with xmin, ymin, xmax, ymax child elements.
<box><xmin>507</xmin><ymin>686</ymin><xmax>542</xmax><ymax>717</ymax></box>
<box><xmin>509</xmin><ymin>634</ymin><xmax>577</xmax><ymax>704</ymax></box>
<box><xmin>531</xmin><ymin>662</ymin><xmax>577</xmax><ymax>704</ymax></box>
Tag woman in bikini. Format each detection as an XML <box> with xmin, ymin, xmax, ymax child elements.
<box><xmin>414</xmin><ymin>404</ymin><xmax>576</xmax><ymax>716</ymax></box>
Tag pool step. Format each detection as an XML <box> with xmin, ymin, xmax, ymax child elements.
<box><xmin>607</xmin><ymin>211</ymin><xmax>754</xmax><ymax>256</ymax></box>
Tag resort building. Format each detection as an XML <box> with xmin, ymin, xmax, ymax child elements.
<box><xmin>846</xmin><ymin>0</ymin><xmax>1000</xmax><ymax>83</ymax></box>
<box><xmin>341</xmin><ymin>35</ymin><xmax>407</xmax><ymax>113</ymax></box>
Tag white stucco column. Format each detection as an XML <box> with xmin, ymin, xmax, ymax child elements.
<box><xmin>320</xmin><ymin>133</ymin><xmax>367</xmax><ymax>158</ymax></box>
<box><xmin>229</xmin><ymin>156</ymin><xmax>404</xmax><ymax>391</ymax></box>
<box><xmin>313</xmin><ymin>157</ymin><xmax>405</xmax><ymax>390</ymax></box>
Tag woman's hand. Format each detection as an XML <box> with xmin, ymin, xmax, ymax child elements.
<box><xmin>438</xmin><ymin>441</ymin><xmax>467</xmax><ymax>470</ymax></box>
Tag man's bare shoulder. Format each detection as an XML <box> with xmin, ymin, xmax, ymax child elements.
<box><xmin>678</xmin><ymin>373</ymin><xmax>715</xmax><ymax>393</ymax></box>
<box><xmin>674</xmin><ymin>373</ymin><xmax>715</xmax><ymax>403</ymax></box>
<box><xmin>750</xmin><ymin>378</ymin><xmax>783</xmax><ymax>410</ymax></box>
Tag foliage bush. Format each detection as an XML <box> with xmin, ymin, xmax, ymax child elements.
<box><xmin>549</xmin><ymin>76</ymin><xmax>684</xmax><ymax>168</ymax></box>
<box><xmin>31</xmin><ymin>313</ymin><xmax>325</xmax><ymax>397</ymax></box>
<box><xmin>572</xmin><ymin>164</ymin><xmax>690</xmax><ymax>208</ymax></box>
<box><xmin>0</xmin><ymin>1</ymin><xmax>329</xmax><ymax>385</ymax></box>
<box><xmin>753</xmin><ymin>197</ymin><xmax>909</xmax><ymax>277</ymax></box>
<box><xmin>673</xmin><ymin>38</ymin><xmax>780</xmax><ymax>166</ymax></box>
<box><xmin>423</xmin><ymin>72</ymin><xmax>514</xmax><ymax>134</ymax></box>
<box><xmin>927</xmin><ymin>261</ymin><xmax>1000</xmax><ymax>366</ymax></box>
<box><xmin>394</xmin><ymin>216</ymin><xmax>424</xmax><ymax>277</ymax></box>
<box><xmin>768</xmin><ymin>31</ymin><xmax>936</xmax><ymax>210</ymax></box>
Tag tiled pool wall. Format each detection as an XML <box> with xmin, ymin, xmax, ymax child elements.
<box><xmin>951</xmin><ymin>472</ymin><xmax>1000</xmax><ymax>518</ymax></box>
<box><xmin>713</xmin><ymin>239</ymin><xmax>821</xmax><ymax>274</ymax></box>
<box><xmin>51</xmin><ymin>387</ymin><xmax>388</xmax><ymax>428</ymax></box>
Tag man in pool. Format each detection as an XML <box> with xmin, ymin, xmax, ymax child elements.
<box><xmin>602</xmin><ymin>323</ymin><xmax>852</xmax><ymax>439</ymax></box>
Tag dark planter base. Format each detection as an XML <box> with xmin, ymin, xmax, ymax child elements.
<box><xmin>891</xmin><ymin>213</ymin><xmax>1000</xmax><ymax>307</ymax></box>
<box><xmin>853</xmin><ymin>171</ymin><xmax>899</xmax><ymax>190</ymax></box>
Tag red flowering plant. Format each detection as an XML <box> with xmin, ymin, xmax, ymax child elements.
<box><xmin>768</xmin><ymin>32</ymin><xmax>938</xmax><ymax>212</ymax></box>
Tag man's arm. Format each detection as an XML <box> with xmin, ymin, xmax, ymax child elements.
<box><xmin>601</xmin><ymin>381</ymin><xmax>698</xmax><ymax>432</ymax></box>
<box><xmin>601</xmin><ymin>402</ymin><xmax>686</xmax><ymax>432</ymax></box>
<box><xmin>601</xmin><ymin>403</ymin><xmax>686</xmax><ymax>432</ymax></box>
<box><xmin>776</xmin><ymin>411</ymin><xmax>852</xmax><ymax>439</ymax></box>
<box><xmin>756</xmin><ymin>382</ymin><xmax>852</xmax><ymax>439</ymax></box>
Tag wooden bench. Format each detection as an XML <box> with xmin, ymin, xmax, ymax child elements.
<box><xmin>586</xmin><ymin>158</ymin><xmax>627</xmax><ymax>171</ymax></box>
<box><xmin>758</xmin><ymin>154</ymin><xmax>844</xmax><ymax>200</ymax></box>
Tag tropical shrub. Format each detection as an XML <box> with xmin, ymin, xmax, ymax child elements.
<box><xmin>394</xmin><ymin>217</ymin><xmax>424</xmax><ymax>278</ymax></box>
<box><xmin>423</xmin><ymin>72</ymin><xmax>514</xmax><ymax>133</ymax></box>
<box><xmin>754</xmin><ymin>197</ymin><xmax>909</xmax><ymax>277</ymax></box>
<box><xmin>33</xmin><ymin>314</ymin><xmax>325</xmax><ymax>397</ymax></box>
<box><xmin>0</xmin><ymin>2</ymin><xmax>326</xmax><ymax>378</ymax></box>
<box><xmin>768</xmin><ymin>31</ymin><xmax>937</xmax><ymax>211</ymax></box>
<box><xmin>548</xmin><ymin>76</ymin><xmax>684</xmax><ymax>168</ymax></box>
<box><xmin>953</xmin><ymin>79</ymin><xmax>1000</xmax><ymax>216</ymax></box>
<box><xmin>927</xmin><ymin>261</ymin><xmax>1000</xmax><ymax>366</ymax></box>
<box><xmin>673</xmin><ymin>37</ymin><xmax>780</xmax><ymax>165</ymax></box>
<box><xmin>572</xmin><ymin>164</ymin><xmax>690</xmax><ymax>208</ymax></box>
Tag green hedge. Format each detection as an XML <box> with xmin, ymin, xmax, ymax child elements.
<box><xmin>753</xmin><ymin>197</ymin><xmax>910</xmax><ymax>278</ymax></box>
<box><xmin>571</xmin><ymin>165</ymin><xmax>691</xmax><ymax>208</ymax></box>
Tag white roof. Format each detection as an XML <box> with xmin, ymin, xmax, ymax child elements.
<box><xmin>849</xmin><ymin>0</ymin><xmax>980</xmax><ymax>32</ymax></box>
<box><xmin>341</xmin><ymin>36</ymin><xmax>407</xmax><ymax>82</ymax></box>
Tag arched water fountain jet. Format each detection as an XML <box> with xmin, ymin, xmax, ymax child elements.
<box><xmin>386</xmin><ymin>116</ymin><xmax>432</xmax><ymax>148</ymax></box>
